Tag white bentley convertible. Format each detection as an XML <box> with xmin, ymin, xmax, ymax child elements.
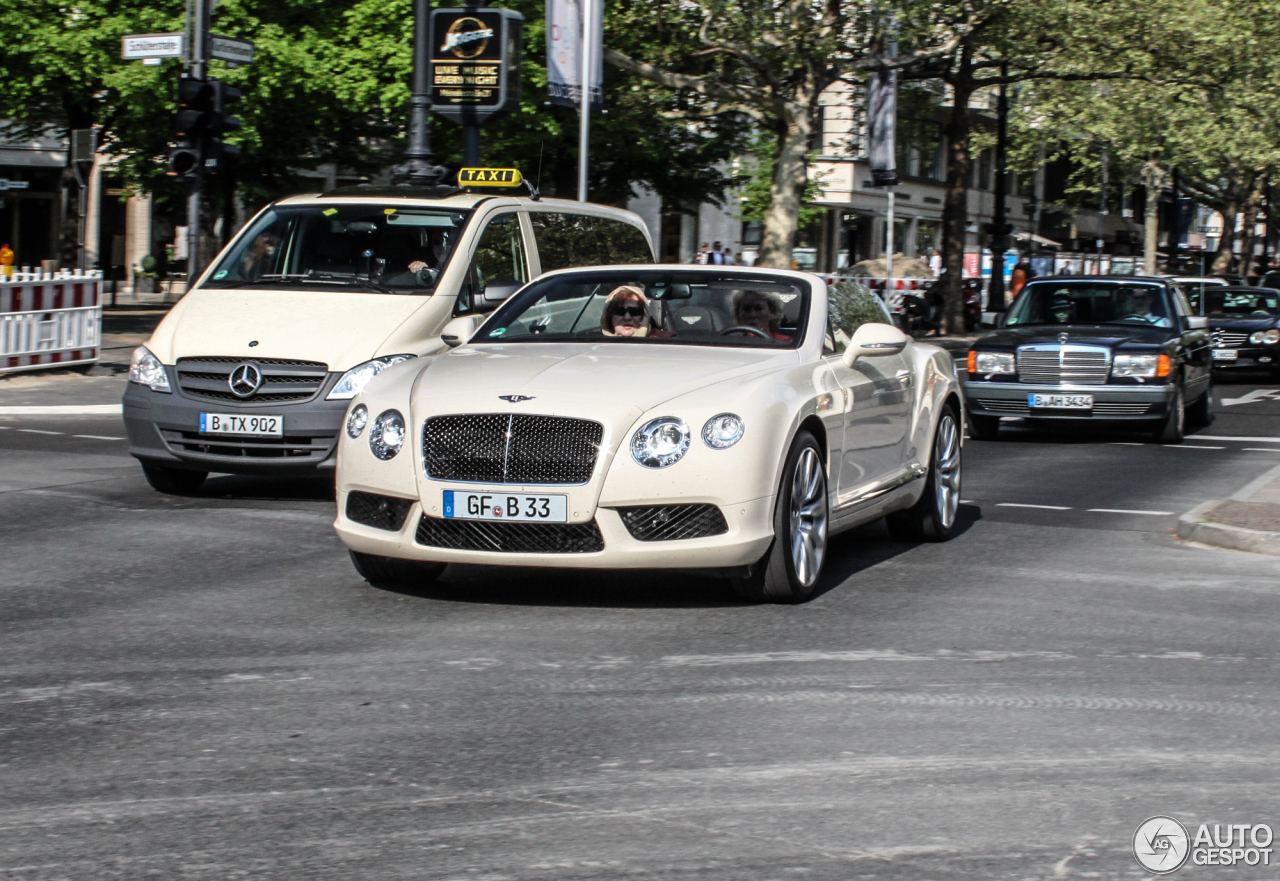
<box><xmin>333</xmin><ymin>266</ymin><xmax>962</xmax><ymax>602</ymax></box>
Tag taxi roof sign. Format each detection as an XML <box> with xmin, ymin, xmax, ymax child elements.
<box><xmin>459</xmin><ymin>167</ymin><xmax>522</xmax><ymax>186</ymax></box>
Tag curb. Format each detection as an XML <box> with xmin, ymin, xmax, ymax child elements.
<box><xmin>1177</xmin><ymin>500</ymin><xmax>1280</xmax><ymax>556</ymax></box>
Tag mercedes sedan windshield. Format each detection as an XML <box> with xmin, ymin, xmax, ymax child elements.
<box><xmin>202</xmin><ymin>204</ymin><xmax>468</xmax><ymax>293</ymax></box>
<box><xmin>1007</xmin><ymin>281</ymin><xmax>1175</xmax><ymax>328</ymax></box>
<box><xmin>479</xmin><ymin>270</ymin><xmax>811</xmax><ymax>348</ymax></box>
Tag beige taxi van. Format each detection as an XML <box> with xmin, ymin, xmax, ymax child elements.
<box><xmin>123</xmin><ymin>179</ymin><xmax>654</xmax><ymax>492</ymax></box>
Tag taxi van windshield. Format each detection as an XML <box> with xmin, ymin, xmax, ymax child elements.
<box><xmin>1007</xmin><ymin>281</ymin><xmax>1174</xmax><ymax>328</ymax></box>
<box><xmin>202</xmin><ymin>204</ymin><xmax>469</xmax><ymax>293</ymax></box>
<box><xmin>480</xmin><ymin>270</ymin><xmax>810</xmax><ymax>348</ymax></box>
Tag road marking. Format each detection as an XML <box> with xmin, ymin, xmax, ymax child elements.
<box><xmin>1087</xmin><ymin>508</ymin><xmax>1175</xmax><ymax>516</ymax></box>
<box><xmin>17</xmin><ymin>429</ymin><xmax>62</xmax><ymax>435</ymax></box>
<box><xmin>1170</xmin><ymin>445</ymin><xmax>1225</xmax><ymax>450</ymax></box>
<box><xmin>0</xmin><ymin>404</ymin><xmax>122</xmax><ymax>416</ymax></box>
<box><xmin>1107</xmin><ymin>442</ymin><xmax>1143</xmax><ymax>446</ymax></box>
<box><xmin>996</xmin><ymin>502</ymin><xmax>1071</xmax><ymax>510</ymax></box>
<box><xmin>1242</xmin><ymin>448</ymin><xmax>1280</xmax><ymax>452</ymax></box>
<box><xmin>74</xmin><ymin>434</ymin><xmax>124</xmax><ymax>441</ymax></box>
<box><xmin>1194</xmin><ymin>435</ymin><xmax>1280</xmax><ymax>443</ymax></box>
<box><xmin>1219</xmin><ymin>389</ymin><xmax>1280</xmax><ymax>406</ymax></box>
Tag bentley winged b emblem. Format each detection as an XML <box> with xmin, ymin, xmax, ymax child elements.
<box><xmin>498</xmin><ymin>395</ymin><xmax>535</xmax><ymax>403</ymax></box>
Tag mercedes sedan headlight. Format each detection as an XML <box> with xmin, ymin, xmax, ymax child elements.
<box><xmin>369</xmin><ymin>410</ymin><xmax>406</xmax><ymax>460</ymax></box>
<box><xmin>631</xmin><ymin>417</ymin><xmax>691</xmax><ymax>468</ymax></box>
<box><xmin>1112</xmin><ymin>354</ymin><xmax>1159</xmax><ymax>378</ymax></box>
<box><xmin>703</xmin><ymin>413</ymin><xmax>745</xmax><ymax>449</ymax></box>
<box><xmin>1250</xmin><ymin>331</ymin><xmax>1265</xmax><ymax>344</ymax></box>
<box><xmin>128</xmin><ymin>346</ymin><xmax>171</xmax><ymax>392</ymax></box>
<box><xmin>1266</xmin><ymin>329</ymin><xmax>1280</xmax><ymax>345</ymax></box>
<box><xmin>326</xmin><ymin>355</ymin><xmax>416</xmax><ymax>400</ymax></box>
<box><xmin>971</xmin><ymin>351</ymin><xmax>1015</xmax><ymax>374</ymax></box>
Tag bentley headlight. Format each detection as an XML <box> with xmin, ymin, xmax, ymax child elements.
<box><xmin>1265</xmin><ymin>329</ymin><xmax>1280</xmax><ymax>345</ymax></box>
<box><xmin>346</xmin><ymin>404</ymin><xmax>368</xmax><ymax>439</ymax></box>
<box><xmin>703</xmin><ymin>413</ymin><xmax>745</xmax><ymax>449</ymax></box>
<box><xmin>1112</xmin><ymin>354</ymin><xmax>1159</xmax><ymax>378</ymax></box>
<box><xmin>631</xmin><ymin>417</ymin><xmax>691</xmax><ymax>468</ymax></box>
<box><xmin>1250</xmin><ymin>331</ymin><xmax>1265</xmax><ymax>344</ymax></box>
<box><xmin>327</xmin><ymin>355</ymin><xmax>416</xmax><ymax>400</ymax></box>
<box><xmin>973</xmin><ymin>351</ymin><xmax>1015</xmax><ymax>374</ymax></box>
<box><xmin>369</xmin><ymin>410</ymin><xmax>406</xmax><ymax>460</ymax></box>
<box><xmin>128</xmin><ymin>346</ymin><xmax>171</xmax><ymax>392</ymax></box>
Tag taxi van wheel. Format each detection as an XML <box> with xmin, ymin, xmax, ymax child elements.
<box><xmin>731</xmin><ymin>431</ymin><xmax>827</xmax><ymax>604</ymax></box>
<box><xmin>1152</xmin><ymin>383</ymin><xmax>1185</xmax><ymax>444</ymax></box>
<box><xmin>1187</xmin><ymin>377</ymin><xmax>1214</xmax><ymax>427</ymax></box>
<box><xmin>887</xmin><ymin>405</ymin><xmax>962</xmax><ymax>543</ymax></box>
<box><xmin>967</xmin><ymin>412</ymin><xmax>1000</xmax><ymax>441</ymax></box>
<box><xmin>349</xmin><ymin>551</ymin><xmax>445</xmax><ymax>588</ymax></box>
<box><xmin>141</xmin><ymin>464</ymin><xmax>207</xmax><ymax>494</ymax></box>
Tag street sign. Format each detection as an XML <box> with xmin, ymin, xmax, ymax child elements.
<box><xmin>428</xmin><ymin>7</ymin><xmax>523</xmax><ymax>125</ymax></box>
<box><xmin>0</xmin><ymin>180</ymin><xmax>31</xmax><ymax>191</ymax></box>
<box><xmin>122</xmin><ymin>33</ymin><xmax>184</xmax><ymax>61</ymax></box>
<box><xmin>211</xmin><ymin>35</ymin><xmax>255</xmax><ymax>65</ymax></box>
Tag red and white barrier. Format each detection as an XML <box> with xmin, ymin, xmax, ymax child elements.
<box><xmin>1</xmin><ymin>268</ymin><xmax>104</xmax><ymax>374</ymax></box>
<box><xmin>816</xmin><ymin>275</ymin><xmax>933</xmax><ymax>313</ymax></box>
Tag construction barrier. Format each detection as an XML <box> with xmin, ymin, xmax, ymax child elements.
<box><xmin>1</xmin><ymin>268</ymin><xmax>104</xmax><ymax>374</ymax></box>
<box><xmin>815</xmin><ymin>275</ymin><xmax>933</xmax><ymax>314</ymax></box>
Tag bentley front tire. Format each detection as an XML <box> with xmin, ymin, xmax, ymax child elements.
<box><xmin>141</xmin><ymin>464</ymin><xmax>207</xmax><ymax>494</ymax></box>
<box><xmin>887</xmin><ymin>405</ymin><xmax>962</xmax><ymax>543</ymax></box>
<box><xmin>732</xmin><ymin>430</ymin><xmax>828</xmax><ymax>604</ymax></box>
<box><xmin>349</xmin><ymin>551</ymin><xmax>446</xmax><ymax>588</ymax></box>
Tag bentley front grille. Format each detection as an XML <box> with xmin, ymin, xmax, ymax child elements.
<box><xmin>422</xmin><ymin>414</ymin><xmax>603</xmax><ymax>484</ymax></box>
<box><xmin>1017</xmin><ymin>347</ymin><xmax>1110</xmax><ymax>385</ymax></box>
<box><xmin>415</xmin><ymin>516</ymin><xmax>605</xmax><ymax>553</ymax></box>
<box><xmin>176</xmin><ymin>357</ymin><xmax>329</xmax><ymax>404</ymax></box>
<box><xmin>346</xmin><ymin>492</ymin><xmax>414</xmax><ymax>531</ymax></box>
<box><xmin>1210</xmin><ymin>331</ymin><xmax>1249</xmax><ymax>348</ymax></box>
<box><xmin>617</xmin><ymin>504</ymin><xmax>729</xmax><ymax>541</ymax></box>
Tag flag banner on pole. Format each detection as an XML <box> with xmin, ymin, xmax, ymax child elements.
<box><xmin>546</xmin><ymin>0</ymin><xmax>602</xmax><ymax>108</ymax></box>
<box><xmin>866</xmin><ymin>67</ymin><xmax>898</xmax><ymax>187</ymax></box>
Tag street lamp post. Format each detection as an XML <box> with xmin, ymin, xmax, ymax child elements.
<box><xmin>987</xmin><ymin>66</ymin><xmax>1010</xmax><ymax>312</ymax></box>
<box><xmin>400</xmin><ymin>0</ymin><xmax>445</xmax><ymax>186</ymax></box>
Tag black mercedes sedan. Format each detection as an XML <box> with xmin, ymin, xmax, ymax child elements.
<box><xmin>963</xmin><ymin>276</ymin><xmax>1213</xmax><ymax>444</ymax></box>
<box><xmin>1182</xmin><ymin>285</ymin><xmax>1280</xmax><ymax>376</ymax></box>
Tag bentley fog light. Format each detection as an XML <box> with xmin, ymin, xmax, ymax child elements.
<box><xmin>1250</xmin><ymin>331</ymin><xmax>1265</xmax><ymax>344</ymax></box>
<box><xmin>369</xmin><ymin>410</ymin><xmax>406</xmax><ymax>460</ymax></box>
<box><xmin>327</xmin><ymin>355</ymin><xmax>416</xmax><ymax>400</ymax></box>
<box><xmin>1265</xmin><ymin>329</ymin><xmax>1280</xmax><ymax>345</ymax></box>
<box><xmin>970</xmin><ymin>351</ymin><xmax>1015</xmax><ymax>374</ymax></box>
<box><xmin>346</xmin><ymin>404</ymin><xmax>368</xmax><ymax>439</ymax></box>
<box><xmin>128</xmin><ymin>347</ymin><xmax>171</xmax><ymax>392</ymax></box>
<box><xmin>631</xmin><ymin>417</ymin><xmax>691</xmax><ymax>468</ymax></box>
<box><xmin>703</xmin><ymin>413</ymin><xmax>745</xmax><ymax>449</ymax></box>
<box><xmin>1112</xmin><ymin>354</ymin><xmax>1159</xmax><ymax>378</ymax></box>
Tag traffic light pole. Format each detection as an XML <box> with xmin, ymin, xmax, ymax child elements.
<box><xmin>186</xmin><ymin>0</ymin><xmax>209</xmax><ymax>285</ymax></box>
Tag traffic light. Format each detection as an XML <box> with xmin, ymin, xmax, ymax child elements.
<box><xmin>167</xmin><ymin>142</ymin><xmax>201</xmax><ymax>178</ymax></box>
<box><xmin>211</xmin><ymin>81</ymin><xmax>242</xmax><ymax>137</ymax></box>
<box><xmin>175</xmin><ymin>77</ymin><xmax>217</xmax><ymax>139</ymax></box>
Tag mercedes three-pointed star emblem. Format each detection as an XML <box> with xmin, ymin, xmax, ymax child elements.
<box><xmin>1058</xmin><ymin>332</ymin><xmax>1070</xmax><ymax>343</ymax></box>
<box><xmin>228</xmin><ymin>362</ymin><xmax>263</xmax><ymax>398</ymax></box>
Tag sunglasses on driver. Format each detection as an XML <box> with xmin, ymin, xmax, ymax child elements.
<box><xmin>612</xmin><ymin>305</ymin><xmax>646</xmax><ymax>318</ymax></box>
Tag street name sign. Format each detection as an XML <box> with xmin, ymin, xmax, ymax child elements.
<box><xmin>122</xmin><ymin>33</ymin><xmax>184</xmax><ymax>61</ymax></box>
<box><xmin>428</xmin><ymin>7</ymin><xmax>524</xmax><ymax>125</ymax></box>
<box><xmin>211</xmin><ymin>35</ymin><xmax>255</xmax><ymax>65</ymax></box>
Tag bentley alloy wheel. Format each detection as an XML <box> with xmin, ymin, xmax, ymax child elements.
<box><xmin>887</xmin><ymin>404</ymin><xmax>962</xmax><ymax>542</ymax></box>
<box><xmin>732</xmin><ymin>430</ymin><xmax>828</xmax><ymax>604</ymax></box>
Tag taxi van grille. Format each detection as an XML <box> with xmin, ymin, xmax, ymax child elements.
<box><xmin>421</xmin><ymin>414</ymin><xmax>603</xmax><ymax>484</ymax></box>
<box><xmin>1017</xmin><ymin>347</ymin><xmax>1110</xmax><ymax>385</ymax></box>
<box><xmin>415</xmin><ymin>516</ymin><xmax>604</xmax><ymax>553</ymax></box>
<box><xmin>618</xmin><ymin>504</ymin><xmax>728</xmax><ymax>541</ymax></box>
<box><xmin>346</xmin><ymin>491</ymin><xmax>414</xmax><ymax>531</ymax></box>
<box><xmin>176</xmin><ymin>357</ymin><xmax>329</xmax><ymax>403</ymax></box>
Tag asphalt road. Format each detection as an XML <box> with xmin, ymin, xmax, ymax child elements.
<box><xmin>2</xmin><ymin>368</ymin><xmax>1280</xmax><ymax>880</ymax></box>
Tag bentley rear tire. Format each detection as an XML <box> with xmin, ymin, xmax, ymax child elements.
<box><xmin>887</xmin><ymin>405</ymin><xmax>962</xmax><ymax>543</ymax></box>
<box><xmin>350</xmin><ymin>551</ymin><xmax>446</xmax><ymax>588</ymax></box>
<box><xmin>731</xmin><ymin>430</ymin><xmax>828</xmax><ymax>604</ymax></box>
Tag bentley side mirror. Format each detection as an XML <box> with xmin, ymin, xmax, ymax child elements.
<box><xmin>475</xmin><ymin>278</ymin><xmax>522</xmax><ymax>313</ymax></box>
<box><xmin>440</xmin><ymin>315</ymin><xmax>478</xmax><ymax>348</ymax></box>
<box><xmin>841</xmin><ymin>322</ymin><xmax>910</xmax><ymax>367</ymax></box>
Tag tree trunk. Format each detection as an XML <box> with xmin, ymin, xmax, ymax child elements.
<box><xmin>1141</xmin><ymin>159</ymin><xmax>1165</xmax><ymax>276</ymax></box>
<box><xmin>1238</xmin><ymin>175</ymin><xmax>1264</xmax><ymax>279</ymax></box>
<box><xmin>756</xmin><ymin>106</ymin><xmax>814</xmax><ymax>269</ymax></box>
<box><xmin>1210</xmin><ymin>170</ymin><xmax>1242</xmax><ymax>276</ymax></box>
<box><xmin>939</xmin><ymin>53</ymin><xmax>974</xmax><ymax>333</ymax></box>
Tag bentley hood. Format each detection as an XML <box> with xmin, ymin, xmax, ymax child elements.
<box><xmin>146</xmin><ymin>288</ymin><xmax>430</xmax><ymax>370</ymax></box>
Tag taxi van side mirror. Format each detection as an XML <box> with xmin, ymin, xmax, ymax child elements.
<box><xmin>441</xmin><ymin>315</ymin><xmax>478</xmax><ymax>348</ymax></box>
<box><xmin>476</xmin><ymin>278</ymin><xmax>522</xmax><ymax>313</ymax></box>
<box><xmin>841</xmin><ymin>321</ymin><xmax>910</xmax><ymax>367</ymax></box>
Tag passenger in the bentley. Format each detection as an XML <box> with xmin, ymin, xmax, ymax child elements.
<box><xmin>733</xmin><ymin>289</ymin><xmax>791</xmax><ymax>341</ymax></box>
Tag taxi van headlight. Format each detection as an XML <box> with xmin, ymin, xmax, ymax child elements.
<box><xmin>703</xmin><ymin>413</ymin><xmax>745</xmax><ymax>449</ymax></box>
<box><xmin>972</xmin><ymin>351</ymin><xmax>1015</xmax><ymax>374</ymax></box>
<box><xmin>369</xmin><ymin>410</ymin><xmax>406</xmax><ymax>460</ymax></box>
<box><xmin>631</xmin><ymin>417</ymin><xmax>691</xmax><ymax>468</ymax></box>
<box><xmin>128</xmin><ymin>346</ymin><xmax>172</xmax><ymax>392</ymax></box>
<box><xmin>346</xmin><ymin>404</ymin><xmax>369</xmax><ymax>439</ymax></box>
<box><xmin>327</xmin><ymin>355</ymin><xmax>416</xmax><ymax>400</ymax></box>
<box><xmin>1265</xmin><ymin>329</ymin><xmax>1280</xmax><ymax>345</ymax></box>
<box><xmin>1112</xmin><ymin>354</ymin><xmax>1159</xmax><ymax>377</ymax></box>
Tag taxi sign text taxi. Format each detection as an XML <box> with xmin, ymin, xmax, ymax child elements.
<box><xmin>458</xmin><ymin>168</ymin><xmax>523</xmax><ymax>186</ymax></box>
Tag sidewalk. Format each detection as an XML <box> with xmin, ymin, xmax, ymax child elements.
<box><xmin>1178</xmin><ymin>463</ymin><xmax>1280</xmax><ymax>555</ymax></box>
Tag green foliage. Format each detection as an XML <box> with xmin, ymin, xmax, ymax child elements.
<box><xmin>736</xmin><ymin>134</ymin><xmax>826</xmax><ymax>227</ymax></box>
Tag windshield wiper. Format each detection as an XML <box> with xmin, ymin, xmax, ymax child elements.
<box><xmin>231</xmin><ymin>272</ymin><xmax>393</xmax><ymax>293</ymax></box>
